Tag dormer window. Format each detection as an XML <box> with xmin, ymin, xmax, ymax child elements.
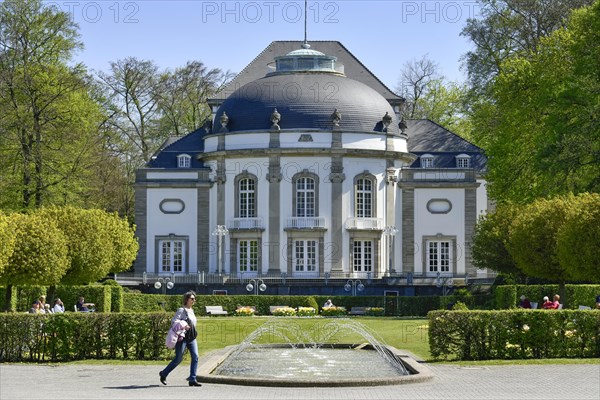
<box><xmin>456</xmin><ymin>154</ymin><xmax>471</xmax><ymax>168</ymax></box>
<box><xmin>177</xmin><ymin>154</ymin><xmax>191</xmax><ymax>168</ymax></box>
<box><xmin>421</xmin><ymin>154</ymin><xmax>434</xmax><ymax>169</ymax></box>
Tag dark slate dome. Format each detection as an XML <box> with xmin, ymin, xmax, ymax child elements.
<box><xmin>213</xmin><ymin>73</ymin><xmax>399</xmax><ymax>134</ymax></box>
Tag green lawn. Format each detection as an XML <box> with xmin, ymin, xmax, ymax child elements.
<box><xmin>195</xmin><ymin>317</ymin><xmax>431</xmax><ymax>359</ymax></box>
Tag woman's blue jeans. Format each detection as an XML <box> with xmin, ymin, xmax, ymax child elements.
<box><xmin>161</xmin><ymin>339</ymin><xmax>198</xmax><ymax>382</ymax></box>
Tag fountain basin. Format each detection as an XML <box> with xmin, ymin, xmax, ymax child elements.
<box><xmin>197</xmin><ymin>344</ymin><xmax>434</xmax><ymax>387</ymax></box>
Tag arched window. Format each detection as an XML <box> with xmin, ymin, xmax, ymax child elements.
<box><xmin>420</xmin><ymin>154</ymin><xmax>434</xmax><ymax>168</ymax></box>
<box><xmin>456</xmin><ymin>154</ymin><xmax>471</xmax><ymax>168</ymax></box>
<box><xmin>177</xmin><ymin>154</ymin><xmax>191</xmax><ymax>168</ymax></box>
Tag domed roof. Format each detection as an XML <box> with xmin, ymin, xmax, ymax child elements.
<box><xmin>214</xmin><ymin>73</ymin><xmax>399</xmax><ymax>134</ymax></box>
<box><xmin>285</xmin><ymin>48</ymin><xmax>326</xmax><ymax>56</ymax></box>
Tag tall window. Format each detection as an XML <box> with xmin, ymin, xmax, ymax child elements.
<box><xmin>159</xmin><ymin>240</ymin><xmax>184</xmax><ymax>273</ymax></box>
<box><xmin>296</xmin><ymin>177</ymin><xmax>315</xmax><ymax>217</ymax></box>
<box><xmin>355</xmin><ymin>178</ymin><xmax>373</xmax><ymax>218</ymax></box>
<box><xmin>353</xmin><ymin>240</ymin><xmax>373</xmax><ymax>272</ymax></box>
<box><xmin>294</xmin><ymin>240</ymin><xmax>317</xmax><ymax>272</ymax></box>
<box><xmin>239</xmin><ymin>240</ymin><xmax>258</xmax><ymax>273</ymax></box>
<box><xmin>427</xmin><ymin>241</ymin><xmax>451</xmax><ymax>273</ymax></box>
<box><xmin>239</xmin><ymin>178</ymin><xmax>256</xmax><ymax>218</ymax></box>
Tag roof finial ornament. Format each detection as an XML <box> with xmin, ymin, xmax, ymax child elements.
<box><xmin>331</xmin><ymin>109</ymin><xmax>341</xmax><ymax>127</ymax></box>
<box><xmin>398</xmin><ymin>118</ymin><xmax>407</xmax><ymax>134</ymax></box>
<box><xmin>219</xmin><ymin>112</ymin><xmax>229</xmax><ymax>133</ymax></box>
<box><xmin>382</xmin><ymin>112</ymin><xmax>393</xmax><ymax>132</ymax></box>
<box><xmin>270</xmin><ymin>108</ymin><xmax>281</xmax><ymax>131</ymax></box>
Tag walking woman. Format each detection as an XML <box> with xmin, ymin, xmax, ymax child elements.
<box><xmin>159</xmin><ymin>291</ymin><xmax>201</xmax><ymax>386</ymax></box>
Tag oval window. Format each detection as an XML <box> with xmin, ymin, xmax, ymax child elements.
<box><xmin>159</xmin><ymin>199</ymin><xmax>185</xmax><ymax>214</ymax></box>
<box><xmin>427</xmin><ymin>199</ymin><xmax>452</xmax><ymax>214</ymax></box>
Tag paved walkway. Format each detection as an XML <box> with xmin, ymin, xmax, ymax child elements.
<box><xmin>1</xmin><ymin>362</ymin><xmax>598</xmax><ymax>400</ymax></box>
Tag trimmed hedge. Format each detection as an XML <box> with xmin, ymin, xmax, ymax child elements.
<box><xmin>123</xmin><ymin>293</ymin><xmax>320</xmax><ymax>315</ymax></box>
<box><xmin>496</xmin><ymin>284</ymin><xmax>600</xmax><ymax>309</ymax></box>
<box><xmin>429</xmin><ymin>309</ymin><xmax>600</xmax><ymax>360</ymax></box>
<box><xmin>0</xmin><ymin>312</ymin><xmax>172</xmax><ymax>362</ymax></box>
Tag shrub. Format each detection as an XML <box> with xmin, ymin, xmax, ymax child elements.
<box><xmin>429</xmin><ymin>309</ymin><xmax>600</xmax><ymax>361</ymax></box>
<box><xmin>297</xmin><ymin>307</ymin><xmax>317</xmax><ymax>317</ymax></box>
<box><xmin>321</xmin><ymin>306</ymin><xmax>346</xmax><ymax>317</ymax></box>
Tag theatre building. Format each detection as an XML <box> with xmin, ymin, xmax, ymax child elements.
<box><xmin>127</xmin><ymin>41</ymin><xmax>491</xmax><ymax>295</ymax></box>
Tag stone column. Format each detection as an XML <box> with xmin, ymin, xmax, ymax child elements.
<box><xmin>267</xmin><ymin>155</ymin><xmax>282</xmax><ymax>274</ymax></box>
<box><xmin>329</xmin><ymin>156</ymin><xmax>345</xmax><ymax>273</ymax></box>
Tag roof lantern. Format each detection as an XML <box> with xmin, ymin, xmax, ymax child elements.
<box><xmin>269</xmin><ymin>42</ymin><xmax>343</xmax><ymax>75</ymax></box>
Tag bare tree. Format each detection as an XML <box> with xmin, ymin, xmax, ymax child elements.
<box><xmin>396</xmin><ymin>55</ymin><xmax>441</xmax><ymax>119</ymax></box>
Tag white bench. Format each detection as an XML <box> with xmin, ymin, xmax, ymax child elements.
<box><xmin>348</xmin><ymin>307</ymin><xmax>368</xmax><ymax>315</ymax></box>
<box><xmin>205</xmin><ymin>305</ymin><xmax>228</xmax><ymax>315</ymax></box>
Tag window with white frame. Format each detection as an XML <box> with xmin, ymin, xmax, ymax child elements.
<box><xmin>427</xmin><ymin>241</ymin><xmax>451</xmax><ymax>273</ymax></box>
<box><xmin>421</xmin><ymin>155</ymin><xmax>434</xmax><ymax>168</ymax></box>
<box><xmin>159</xmin><ymin>239</ymin><xmax>185</xmax><ymax>273</ymax></box>
<box><xmin>238</xmin><ymin>178</ymin><xmax>256</xmax><ymax>218</ymax></box>
<box><xmin>456</xmin><ymin>155</ymin><xmax>470</xmax><ymax>168</ymax></box>
<box><xmin>177</xmin><ymin>154</ymin><xmax>191</xmax><ymax>168</ymax></box>
<box><xmin>238</xmin><ymin>240</ymin><xmax>258</xmax><ymax>273</ymax></box>
<box><xmin>296</xmin><ymin>177</ymin><xmax>315</xmax><ymax>217</ymax></box>
<box><xmin>353</xmin><ymin>240</ymin><xmax>373</xmax><ymax>272</ymax></box>
<box><xmin>355</xmin><ymin>178</ymin><xmax>373</xmax><ymax>218</ymax></box>
<box><xmin>294</xmin><ymin>240</ymin><xmax>317</xmax><ymax>273</ymax></box>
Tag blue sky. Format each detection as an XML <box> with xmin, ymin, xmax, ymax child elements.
<box><xmin>52</xmin><ymin>1</ymin><xmax>481</xmax><ymax>91</ymax></box>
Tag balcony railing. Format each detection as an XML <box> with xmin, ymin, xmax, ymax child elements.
<box><xmin>229</xmin><ymin>217</ymin><xmax>265</xmax><ymax>230</ymax></box>
<box><xmin>285</xmin><ymin>217</ymin><xmax>326</xmax><ymax>229</ymax></box>
<box><xmin>399</xmin><ymin>168</ymin><xmax>476</xmax><ymax>182</ymax></box>
<box><xmin>345</xmin><ymin>217</ymin><xmax>384</xmax><ymax>230</ymax></box>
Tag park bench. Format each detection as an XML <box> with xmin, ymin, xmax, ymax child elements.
<box><xmin>205</xmin><ymin>305</ymin><xmax>228</xmax><ymax>315</ymax></box>
<box><xmin>348</xmin><ymin>307</ymin><xmax>368</xmax><ymax>315</ymax></box>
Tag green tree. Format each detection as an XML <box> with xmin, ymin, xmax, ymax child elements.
<box><xmin>461</xmin><ymin>0</ymin><xmax>593</xmax><ymax>93</ymax></box>
<box><xmin>556</xmin><ymin>193</ymin><xmax>600</xmax><ymax>282</ymax></box>
<box><xmin>0</xmin><ymin>212</ymin><xmax>16</xmax><ymax>277</ymax></box>
<box><xmin>470</xmin><ymin>0</ymin><xmax>600</xmax><ymax>203</ymax></box>
<box><xmin>507</xmin><ymin>197</ymin><xmax>576</xmax><ymax>302</ymax></box>
<box><xmin>471</xmin><ymin>203</ymin><xmax>521</xmax><ymax>276</ymax></box>
<box><xmin>0</xmin><ymin>0</ymin><xmax>107</xmax><ymax>211</ymax></box>
<box><xmin>0</xmin><ymin>212</ymin><xmax>69</xmax><ymax>311</ymax></box>
<box><xmin>100</xmin><ymin>210</ymin><xmax>139</xmax><ymax>274</ymax></box>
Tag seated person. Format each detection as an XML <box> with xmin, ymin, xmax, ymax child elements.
<box><xmin>551</xmin><ymin>294</ymin><xmax>561</xmax><ymax>309</ymax></box>
<box><xmin>518</xmin><ymin>295</ymin><xmax>531</xmax><ymax>309</ymax></box>
<box><xmin>76</xmin><ymin>296</ymin><xmax>95</xmax><ymax>312</ymax></box>
<box><xmin>52</xmin><ymin>298</ymin><xmax>65</xmax><ymax>313</ymax></box>
<box><xmin>38</xmin><ymin>295</ymin><xmax>48</xmax><ymax>313</ymax></box>
<box><xmin>323</xmin><ymin>299</ymin><xmax>334</xmax><ymax>308</ymax></box>
<box><xmin>596</xmin><ymin>295</ymin><xmax>600</xmax><ymax>310</ymax></box>
<box><xmin>28</xmin><ymin>301</ymin><xmax>41</xmax><ymax>314</ymax></box>
<box><xmin>541</xmin><ymin>296</ymin><xmax>553</xmax><ymax>309</ymax></box>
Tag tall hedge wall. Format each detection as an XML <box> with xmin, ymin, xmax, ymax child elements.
<box><xmin>496</xmin><ymin>285</ymin><xmax>600</xmax><ymax>309</ymax></box>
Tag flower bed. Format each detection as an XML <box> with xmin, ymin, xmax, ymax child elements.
<box><xmin>365</xmin><ymin>307</ymin><xmax>384</xmax><ymax>316</ymax></box>
<box><xmin>235</xmin><ymin>306</ymin><xmax>256</xmax><ymax>316</ymax></box>
<box><xmin>272</xmin><ymin>306</ymin><xmax>297</xmax><ymax>316</ymax></box>
<box><xmin>321</xmin><ymin>306</ymin><xmax>347</xmax><ymax>317</ymax></box>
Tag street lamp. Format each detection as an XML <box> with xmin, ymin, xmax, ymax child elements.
<box><xmin>212</xmin><ymin>225</ymin><xmax>229</xmax><ymax>275</ymax></box>
<box><xmin>154</xmin><ymin>277</ymin><xmax>175</xmax><ymax>295</ymax></box>
<box><xmin>383</xmin><ymin>225</ymin><xmax>399</xmax><ymax>276</ymax></box>
<box><xmin>246</xmin><ymin>279</ymin><xmax>267</xmax><ymax>295</ymax></box>
<box><xmin>344</xmin><ymin>279</ymin><xmax>365</xmax><ymax>296</ymax></box>
<box><xmin>435</xmin><ymin>272</ymin><xmax>454</xmax><ymax>296</ymax></box>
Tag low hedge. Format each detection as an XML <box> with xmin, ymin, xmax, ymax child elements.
<box><xmin>0</xmin><ymin>312</ymin><xmax>172</xmax><ymax>362</ymax></box>
<box><xmin>429</xmin><ymin>309</ymin><xmax>600</xmax><ymax>361</ymax></box>
<box><xmin>123</xmin><ymin>293</ymin><xmax>320</xmax><ymax>315</ymax></box>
